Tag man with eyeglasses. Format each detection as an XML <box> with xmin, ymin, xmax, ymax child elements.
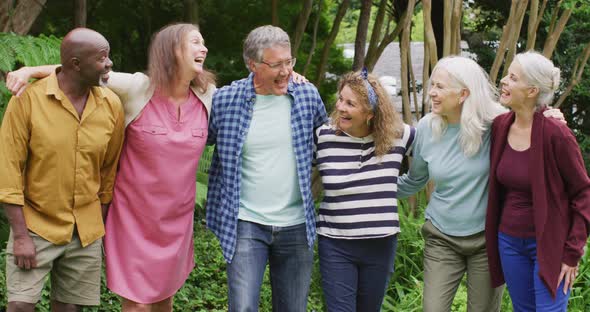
<box><xmin>206</xmin><ymin>25</ymin><xmax>328</xmax><ymax>311</ymax></box>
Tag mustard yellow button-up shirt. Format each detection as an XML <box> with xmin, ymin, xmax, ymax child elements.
<box><xmin>0</xmin><ymin>71</ymin><xmax>125</xmax><ymax>246</ymax></box>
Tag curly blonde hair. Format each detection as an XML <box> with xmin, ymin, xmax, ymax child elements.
<box><xmin>331</xmin><ymin>71</ymin><xmax>404</xmax><ymax>157</ymax></box>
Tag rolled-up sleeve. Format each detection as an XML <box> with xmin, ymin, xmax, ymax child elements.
<box><xmin>0</xmin><ymin>94</ymin><xmax>31</xmax><ymax>205</ymax></box>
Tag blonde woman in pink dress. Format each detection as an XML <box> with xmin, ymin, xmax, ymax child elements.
<box><xmin>101</xmin><ymin>24</ymin><xmax>215</xmax><ymax>311</ymax></box>
<box><xmin>5</xmin><ymin>23</ymin><xmax>215</xmax><ymax>311</ymax></box>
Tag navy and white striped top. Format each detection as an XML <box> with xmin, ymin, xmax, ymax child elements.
<box><xmin>315</xmin><ymin>123</ymin><xmax>416</xmax><ymax>239</ymax></box>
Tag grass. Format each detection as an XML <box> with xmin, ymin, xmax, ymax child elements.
<box><xmin>1</xmin><ymin>175</ymin><xmax>590</xmax><ymax>311</ymax></box>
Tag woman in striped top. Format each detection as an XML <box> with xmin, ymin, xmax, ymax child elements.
<box><xmin>314</xmin><ymin>70</ymin><xmax>415</xmax><ymax>311</ymax></box>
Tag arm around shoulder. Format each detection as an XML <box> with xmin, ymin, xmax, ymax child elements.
<box><xmin>397</xmin><ymin>120</ymin><xmax>429</xmax><ymax>198</ymax></box>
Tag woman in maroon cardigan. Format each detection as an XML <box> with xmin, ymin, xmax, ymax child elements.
<box><xmin>485</xmin><ymin>51</ymin><xmax>590</xmax><ymax>311</ymax></box>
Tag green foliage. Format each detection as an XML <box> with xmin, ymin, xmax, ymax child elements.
<box><xmin>464</xmin><ymin>0</ymin><xmax>590</xmax><ymax>135</ymax></box>
<box><xmin>0</xmin><ymin>33</ymin><xmax>61</xmax><ymax>72</ymax></box>
<box><xmin>194</xmin><ymin>145</ymin><xmax>215</xmax><ymax>223</ymax></box>
<box><xmin>575</xmin><ymin>131</ymin><xmax>590</xmax><ymax>176</ymax></box>
<box><xmin>2</xmin><ymin>190</ymin><xmax>590</xmax><ymax>310</ymax></box>
<box><xmin>0</xmin><ymin>82</ymin><xmax>9</xmax><ymax>127</ymax></box>
<box><xmin>0</xmin><ymin>32</ymin><xmax>62</xmax><ymax>122</ymax></box>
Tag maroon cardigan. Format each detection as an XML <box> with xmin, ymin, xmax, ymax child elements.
<box><xmin>485</xmin><ymin>111</ymin><xmax>590</xmax><ymax>298</ymax></box>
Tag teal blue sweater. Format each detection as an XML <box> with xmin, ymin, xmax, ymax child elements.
<box><xmin>397</xmin><ymin>114</ymin><xmax>491</xmax><ymax>236</ymax></box>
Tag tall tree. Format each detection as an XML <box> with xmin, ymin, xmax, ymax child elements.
<box><xmin>314</xmin><ymin>0</ymin><xmax>350</xmax><ymax>85</ymax></box>
<box><xmin>365</xmin><ymin>0</ymin><xmax>415</xmax><ymax>71</ymax></box>
<box><xmin>542</xmin><ymin>0</ymin><xmax>573</xmax><ymax>58</ymax></box>
<box><xmin>423</xmin><ymin>0</ymin><xmax>438</xmax><ymax>68</ymax></box>
<box><xmin>364</xmin><ymin>0</ymin><xmax>388</xmax><ymax>69</ymax></box>
<box><xmin>303</xmin><ymin>0</ymin><xmax>324</xmax><ymax>76</ymax></box>
<box><xmin>74</xmin><ymin>0</ymin><xmax>87</xmax><ymax>27</ymax></box>
<box><xmin>352</xmin><ymin>0</ymin><xmax>372</xmax><ymax>70</ymax></box>
<box><xmin>525</xmin><ymin>0</ymin><xmax>548</xmax><ymax>50</ymax></box>
<box><xmin>555</xmin><ymin>42</ymin><xmax>590</xmax><ymax>108</ymax></box>
<box><xmin>489</xmin><ymin>0</ymin><xmax>529</xmax><ymax>83</ymax></box>
<box><xmin>398</xmin><ymin>0</ymin><xmax>416</xmax><ymax>123</ymax></box>
<box><xmin>272</xmin><ymin>0</ymin><xmax>279</xmax><ymax>26</ymax></box>
<box><xmin>292</xmin><ymin>0</ymin><xmax>314</xmax><ymax>57</ymax></box>
<box><xmin>184</xmin><ymin>0</ymin><xmax>199</xmax><ymax>24</ymax></box>
<box><xmin>443</xmin><ymin>0</ymin><xmax>462</xmax><ymax>56</ymax></box>
<box><xmin>0</xmin><ymin>0</ymin><xmax>47</xmax><ymax>34</ymax></box>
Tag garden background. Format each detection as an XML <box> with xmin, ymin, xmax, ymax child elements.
<box><xmin>1</xmin><ymin>0</ymin><xmax>590</xmax><ymax>311</ymax></box>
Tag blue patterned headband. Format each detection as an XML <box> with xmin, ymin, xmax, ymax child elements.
<box><xmin>361</xmin><ymin>67</ymin><xmax>378</xmax><ymax>110</ymax></box>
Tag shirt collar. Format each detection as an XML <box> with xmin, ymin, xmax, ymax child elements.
<box><xmin>45</xmin><ymin>66</ymin><xmax>107</xmax><ymax>101</ymax></box>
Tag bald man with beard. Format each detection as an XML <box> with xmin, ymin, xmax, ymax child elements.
<box><xmin>0</xmin><ymin>28</ymin><xmax>125</xmax><ymax>311</ymax></box>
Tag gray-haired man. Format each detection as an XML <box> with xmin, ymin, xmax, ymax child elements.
<box><xmin>206</xmin><ymin>25</ymin><xmax>328</xmax><ymax>311</ymax></box>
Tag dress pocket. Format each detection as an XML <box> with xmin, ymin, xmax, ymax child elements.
<box><xmin>191</xmin><ymin>128</ymin><xmax>207</xmax><ymax>138</ymax></box>
<box><xmin>142</xmin><ymin>125</ymin><xmax>168</xmax><ymax>135</ymax></box>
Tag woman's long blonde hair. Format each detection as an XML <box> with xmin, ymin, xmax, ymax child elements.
<box><xmin>331</xmin><ymin>71</ymin><xmax>404</xmax><ymax>157</ymax></box>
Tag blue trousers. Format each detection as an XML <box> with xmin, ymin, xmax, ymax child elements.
<box><xmin>318</xmin><ymin>234</ymin><xmax>398</xmax><ymax>312</ymax></box>
<box><xmin>498</xmin><ymin>232</ymin><xmax>570</xmax><ymax>312</ymax></box>
<box><xmin>226</xmin><ymin>220</ymin><xmax>313</xmax><ymax>312</ymax></box>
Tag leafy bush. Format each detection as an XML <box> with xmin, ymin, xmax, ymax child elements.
<box><xmin>575</xmin><ymin>131</ymin><xmax>590</xmax><ymax>176</ymax></box>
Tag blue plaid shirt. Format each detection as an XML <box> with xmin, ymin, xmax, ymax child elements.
<box><xmin>206</xmin><ymin>73</ymin><xmax>328</xmax><ymax>262</ymax></box>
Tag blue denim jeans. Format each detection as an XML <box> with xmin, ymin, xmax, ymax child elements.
<box><xmin>226</xmin><ymin>220</ymin><xmax>313</xmax><ymax>312</ymax></box>
<box><xmin>498</xmin><ymin>232</ymin><xmax>570</xmax><ymax>312</ymax></box>
<box><xmin>318</xmin><ymin>235</ymin><xmax>398</xmax><ymax>312</ymax></box>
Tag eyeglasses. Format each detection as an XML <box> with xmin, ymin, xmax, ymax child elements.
<box><xmin>259</xmin><ymin>58</ymin><xmax>296</xmax><ymax>70</ymax></box>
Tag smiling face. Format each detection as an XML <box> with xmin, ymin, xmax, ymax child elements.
<box><xmin>335</xmin><ymin>84</ymin><xmax>373</xmax><ymax>137</ymax></box>
<box><xmin>249</xmin><ymin>45</ymin><xmax>293</xmax><ymax>95</ymax></box>
<box><xmin>428</xmin><ymin>68</ymin><xmax>464</xmax><ymax>123</ymax></box>
<box><xmin>178</xmin><ymin>30</ymin><xmax>208</xmax><ymax>78</ymax></box>
<box><xmin>77</xmin><ymin>39</ymin><xmax>112</xmax><ymax>87</ymax></box>
<box><xmin>499</xmin><ymin>61</ymin><xmax>533</xmax><ymax>109</ymax></box>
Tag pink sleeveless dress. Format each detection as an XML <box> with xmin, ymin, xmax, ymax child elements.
<box><xmin>104</xmin><ymin>90</ymin><xmax>207</xmax><ymax>303</ymax></box>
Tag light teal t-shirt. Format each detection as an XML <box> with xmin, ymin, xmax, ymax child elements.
<box><xmin>238</xmin><ymin>94</ymin><xmax>305</xmax><ymax>226</ymax></box>
<box><xmin>397</xmin><ymin>113</ymin><xmax>491</xmax><ymax>236</ymax></box>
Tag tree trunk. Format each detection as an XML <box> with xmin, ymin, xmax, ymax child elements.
<box><xmin>271</xmin><ymin>0</ymin><xmax>279</xmax><ymax>26</ymax></box>
<box><xmin>502</xmin><ymin>0</ymin><xmax>529</xmax><ymax>78</ymax></box>
<box><xmin>365</xmin><ymin>0</ymin><xmax>415</xmax><ymax>71</ymax></box>
<box><xmin>526</xmin><ymin>0</ymin><xmax>539</xmax><ymax>50</ymax></box>
<box><xmin>303</xmin><ymin>0</ymin><xmax>323</xmax><ymax>76</ymax></box>
<box><xmin>183</xmin><ymin>0</ymin><xmax>199</xmax><ymax>24</ymax></box>
<box><xmin>74</xmin><ymin>0</ymin><xmax>87</xmax><ymax>27</ymax></box>
<box><xmin>0</xmin><ymin>0</ymin><xmax>47</xmax><ymax>34</ymax></box>
<box><xmin>450</xmin><ymin>0</ymin><xmax>462</xmax><ymax>55</ymax></box>
<box><xmin>555</xmin><ymin>42</ymin><xmax>590</xmax><ymax>108</ymax></box>
<box><xmin>400</xmin><ymin>14</ymin><xmax>412</xmax><ymax>124</ymax></box>
<box><xmin>542</xmin><ymin>6</ymin><xmax>572</xmax><ymax>59</ymax></box>
<box><xmin>314</xmin><ymin>0</ymin><xmax>350</xmax><ymax>85</ymax></box>
<box><xmin>442</xmin><ymin>0</ymin><xmax>453</xmax><ymax>56</ymax></box>
<box><xmin>409</xmin><ymin>49</ymin><xmax>420</xmax><ymax>121</ymax></box>
<box><xmin>527</xmin><ymin>0</ymin><xmax>548</xmax><ymax>50</ymax></box>
<box><xmin>364</xmin><ymin>0</ymin><xmax>388</xmax><ymax>70</ymax></box>
<box><xmin>489</xmin><ymin>0</ymin><xmax>526</xmax><ymax>83</ymax></box>
<box><xmin>422</xmin><ymin>47</ymin><xmax>430</xmax><ymax>115</ymax></box>
<box><xmin>431</xmin><ymin>0</ymin><xmax>444</xmax><ymax>60</ymax></box>
<box><xmin>423</xmin><ymin>0</ymin><xmax>438</xmax><ymax>68</ymax></box>
<box><xmin>352</xmin><ymin>0</ymin><xmax>372</xmax><ymax>71</ymax></box>
<box><xmin>292</xmin><ymin>0</ymin><xmax>314</xmax><ymax>57</ymax></box>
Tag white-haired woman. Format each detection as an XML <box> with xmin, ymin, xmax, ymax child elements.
<box><xmin>396</xmin><ymin>55</ymin><xmax>565</xmax><ymax>312</ymax></box>
<box><xmin>485</xmin><ymin>51</ymin><xmax>590</xmax><ymax>312</ymax></box>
